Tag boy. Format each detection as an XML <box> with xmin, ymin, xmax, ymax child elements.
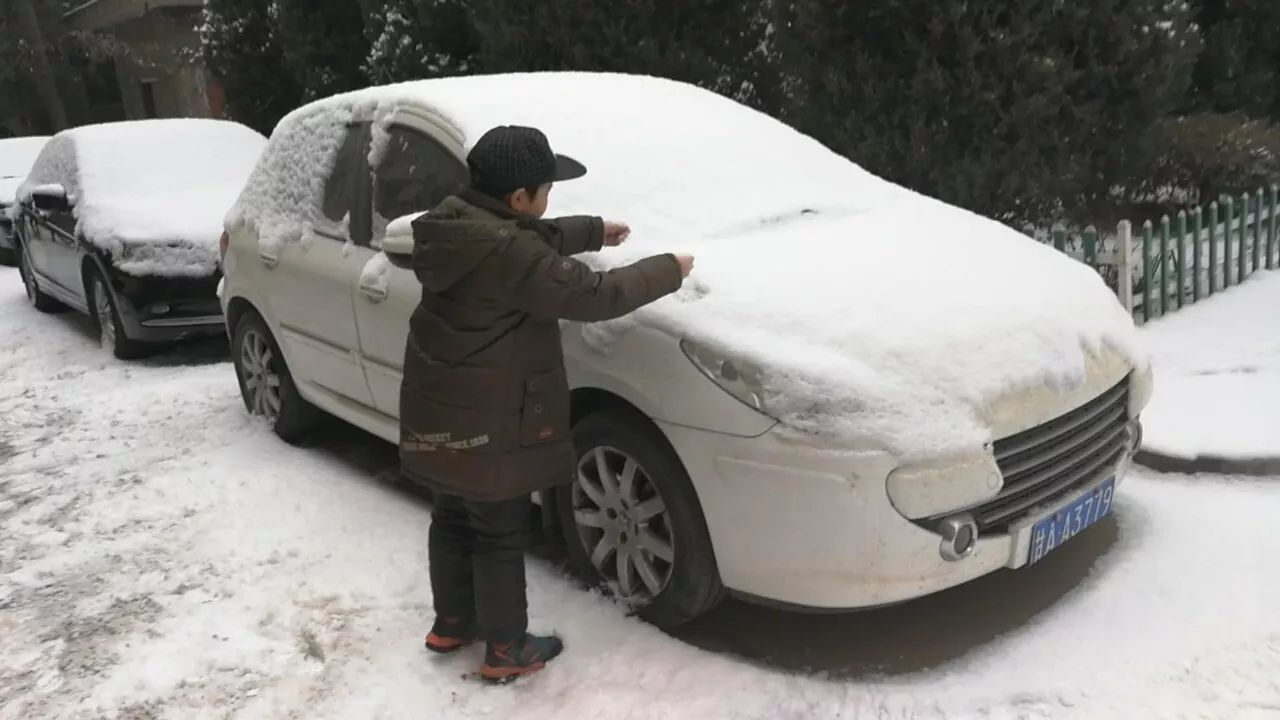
<box><xmin>400</xmin><ymin>125</ymin><xmax>694</xmax><ymax>683</ymax></box>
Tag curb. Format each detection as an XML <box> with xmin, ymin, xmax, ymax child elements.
<box><xmin>1135</xmin><ymin>449</ymin><xmax>1280</xmax><ymax>477</ymax></box>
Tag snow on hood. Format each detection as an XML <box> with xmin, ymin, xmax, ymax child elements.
<box><xmin>18</xmin><ymin>120</ymin><xmax>265</xmax><ymax>277</ymax></box>
<box><xmin>232</xmin><ymin>72</ymin><xmax>1145</xmax><ymax>460</ymax></box>
<box><xmin>0</xmin><ymin>136</ymin><xmax>50</xmax><ymax>206</ymax></box>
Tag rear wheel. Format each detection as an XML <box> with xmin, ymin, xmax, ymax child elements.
<box><xmin>556</xmin><ymin>408</ymin><xmax>726</xmax><ymax>629</ymax></box>
<box><xmin>17</xmin><ymin>242</ymin><xmax>63</xmax><ymax>313</ymax></box>
<box><xmin>0</xmin><ymin>246</ymin><xmax>14</xmax><ymax>266</ymax></box>
<box><xmin>232</xmin><ymin>310</ymin><xmax>321</xmax><ymax>444</ymax></box>
<box><xmin>89</xmin><ymin>269</ymin><xmax>148</xmax><ymax>360</ymax></box>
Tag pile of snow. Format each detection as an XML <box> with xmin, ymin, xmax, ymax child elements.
<box><xmin>17</xmin><ymin>119</ymin><xmax>265</xmax><ymax>277</ymax></box>
<box><xmin>1138</xmin><ymin>269</ymin><xmax>1280</xmax><ymax>461</ymax></box>
<box><xmin>229</xmin><ymin>72</ymin><xmax>1146</xmax><ymax>460</ymax></box>
<box><xmin>0</xmin><ymin>135</ymin><xmax>50</xmax><ymax>207</ymax></box>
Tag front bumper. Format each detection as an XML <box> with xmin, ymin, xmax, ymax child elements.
<box><xmin>660</xmin><ymin>420</ymin><xmax>1137</xmax><ymax>610</ymax></box>
<box><xmin>106</xmin><ymin>266</ymin><xmax>225</xmax><ymax>343</ymax></box>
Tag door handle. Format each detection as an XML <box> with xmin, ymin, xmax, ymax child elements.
<box><xmin>259</xmin><ymin>251</ymin><xmax>279</xmax><ymax>269</ymax></box>
<box><xmin>359</xmin><ymin>283</ymin><xmax>388</xmax><ymax>302</ymax></box>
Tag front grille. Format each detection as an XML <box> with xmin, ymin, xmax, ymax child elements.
<box><xmin>971</xmin><ymin>378</ymin><xmax>1132</xmax><ymax>533</ymax></box>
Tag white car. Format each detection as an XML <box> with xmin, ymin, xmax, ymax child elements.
<box><xmin>0</xmin><ymin>135</ymin><xmax>51</xmax><ymax>266</ymax></box>
<box><xmin>219</xmin><ymin>73</ymin><xmax>1152</xmax><ymax>626</ymax></box>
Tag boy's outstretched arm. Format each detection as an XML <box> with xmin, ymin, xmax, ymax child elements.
<box><xmin>544</xmin><ymin>216</ymin><xmax>605</xmax><ymax>256</ymax></box>
<box><xmin>500</xmin><ymin>236</ymin><xmax>684</xmax><ymax>323</ymax></box>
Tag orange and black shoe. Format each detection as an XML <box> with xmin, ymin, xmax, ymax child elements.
<box><xmin>480</xmin><ymin>633</ymin><xmax>564</xmax><ymax>684</ymax></box>
<box><xmin>424</xmin><ymin>617</ymin><xmax>477</xmax><ymax>654</ymax></box>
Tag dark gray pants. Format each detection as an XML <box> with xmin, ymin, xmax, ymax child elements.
<box><xmin>429</xmin><ymin>493</ymin><xmax>532</xmax><ymax>644</ymax></box>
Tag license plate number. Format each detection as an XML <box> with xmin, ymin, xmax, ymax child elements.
<box><xmin>1028</xmin><ymin>477</ymin><xmax>1116</xmax><ymax>565</ymax></box>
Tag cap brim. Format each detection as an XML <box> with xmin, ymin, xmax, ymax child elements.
<box><xmin>553</xmin><ymin>154</ymin><xmax>587</xmax><ymax>182</ymax></box>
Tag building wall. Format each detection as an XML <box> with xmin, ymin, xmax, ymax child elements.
<box><xmin>67</xmin><ymin>1</ymin><xmax>215</xmax><ymax>121</ymax></box>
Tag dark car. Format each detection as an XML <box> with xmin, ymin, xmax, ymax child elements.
<box><xmin>13</xmin><ymin>119</ymin><xmax>265</xmax><ymax>358</ymax></box>
<box><xmin>0</xmin><ymin>136</ymin><xmax>51</xmax><ymax>266</ymax></box>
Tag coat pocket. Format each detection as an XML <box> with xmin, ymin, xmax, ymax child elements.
<box><xmin>519</xmin><ymin>370</ymin><xmax>570</xmax><ymax>447</ymax></box>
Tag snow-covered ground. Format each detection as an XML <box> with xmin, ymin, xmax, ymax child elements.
<box><xmin>1</xmin><ymin>267</ymin><xmax>1277</xmax><ymax>720</ymax></box>
<box><xmin>1139</xmin><ymin>269</ymin><xmax>1280</xmax><ymax>462</ymax></box>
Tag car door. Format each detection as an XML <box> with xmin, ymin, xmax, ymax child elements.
<box><xmin>20</xmin><ymin>200</ymin><xmax>56</xmax><ymax>282</ymax></box>
<box><xmin>353</xmin><ymin>120</ymin><xmax>469</xmax><ymax>416</ymax></box>
<box><xmin>43</xmin><ymin>199</ymin><xmax>84</xmax><ymax>304</ymax></box>
<box><xmin>28</xmin><ymin>188</ymin><xmax>84</xmax><ymax>307</ymax></box>
<box><xmin>257</xmin><ymin>122</ymin><xmax>375</xmax><ymax>408</ymax></box>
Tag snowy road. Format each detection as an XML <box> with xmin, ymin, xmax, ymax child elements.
<box><xmin>1</xmin><ymin>268</ymin><xmax>1277</xmax><ymax>720</ymax></box>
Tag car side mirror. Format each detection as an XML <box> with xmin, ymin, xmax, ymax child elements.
<box><xmin>31</xmin><ymin>183</ymin><xmax>69</xmax><ymax>213</ymax></box>
<box><xmin>382</xmin><ymin>212</ymin><xmax>423</xmax><ymax>270</ymax></box>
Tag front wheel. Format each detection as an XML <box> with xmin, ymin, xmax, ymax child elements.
<box><xmin>555</xmin><ymin>408</ymin><xmax>726</xmax><ymax>629</ymax></box>
<box><xmin>0</xmin><ymin>246</ymin><xmax>15</xmax><ymax>266</ymax></box>
<box><xmin>89</xmin><ymin>269</ymin><xmax>148</xmax><ymax>360</ymax></box>
<box><xmin>232</xmin><ymin>310</ymin><xmax>321</xmax><ymax>444</ymax></box>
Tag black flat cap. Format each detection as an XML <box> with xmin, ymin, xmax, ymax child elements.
<box><xmin>467</xmin><ymin>125</ymin><xmax>587</xmax><ymax>198</ymax></box>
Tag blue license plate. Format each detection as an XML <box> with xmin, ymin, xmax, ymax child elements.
<box><xmin>1028</xmin><ymin>477</ymin><xmax>1116</xmax><ymax>565</ymax></box>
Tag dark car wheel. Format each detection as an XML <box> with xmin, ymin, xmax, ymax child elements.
<box><xmin>17</xmin><ymin>242</ymin><xmax>63</xmax><ymax>313</ymax></box>
<box><xmin>0</xmin><ymin>246</ymin><xmax>15</xmax><ymax>266</ymax></box>
<box><xmin>232</xmin><ymin>310</ymin><xmax>321</xmax><ymax>444</ymax></box>
<box><xmin>89</xmin><ymin>269</ymin><xmax>148</xmax><ymax>360</ymax></box>
<box><xmin>555</xmin><ymin>408</ymin><xmax>726</xmax><ymax>629</ymax></box>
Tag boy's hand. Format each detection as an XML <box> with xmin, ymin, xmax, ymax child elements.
<box><xmin>603</xmin><ymin>221</ymin><xmax>630</xmax><ymax>246</ymax></box>
<box><xmin>674</xmin><ymin>254</ymin><xmax>695</xmax><ymax>278</ymax></box>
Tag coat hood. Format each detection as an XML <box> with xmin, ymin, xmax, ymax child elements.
<box><xmin>410</xmin><ymin>190</ymin><xmax>551</xmax><ymax>292</ymax></box>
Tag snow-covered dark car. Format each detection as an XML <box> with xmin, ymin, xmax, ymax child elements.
<box><xmin>13</xmin><ymin>119</ymin><xmax>265</xmax><ymax>358</ymax></box>
<box><xmin>0</xmin><ymin>135</ymin><xmax>51</xmax><ymax>266</ymax></box>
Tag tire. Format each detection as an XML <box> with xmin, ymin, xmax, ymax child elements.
<box><xmin>232</xmin><ymin>310</ymin><xmax>321</xmax><ymax>444</ymax></box>
<box><xmin>89</xmin><ymin>269</ymin><xmax>149</xmax><ymax>360</ymax></box>
<box><xmin>16</xmin><ymin>242</ymin><xmax>63</xmax><ymax>313</ymax></box>
<box><xmin>0</xmin><ymin>246</ymin><xmax>15</xmax><ymax>266</ymax></box>
<box><xmin>555</xmin><ymin>408</ymin><xmax>726</xmax><ymax>629</ymax></box>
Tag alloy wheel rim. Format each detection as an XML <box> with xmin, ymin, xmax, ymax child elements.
<box><xmin>572</xmin><ymin>446</ymin><xmax>675</xmax><ymax>602</ymax></box>
<box><xmin>239</xmin><ymin>329</ymin><xmax>282</xmax><ymax>422</ymax></box>
<box><xmin>94</xmin><ymin>279</ymin><xmax>116</xmax><ymax>350</ymax></box>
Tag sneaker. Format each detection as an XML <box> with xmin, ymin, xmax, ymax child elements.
<box><xmin>424</xmin><ymin>616</ymin><xmax>477</xmax><ymax>654</ymax></box>
<box><xmin>480</xmin><ymin>633</ymin><xmax>564</xmax><ymax>683</ymax></box>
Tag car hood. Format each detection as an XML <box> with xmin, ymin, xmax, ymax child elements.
<box><xmin>580</xmin><ymin>195</ymin><xmax>1148</xmax><ymax>462</ymax></box>
<box><xmin>67</xmin><ymin>185</ymin><xmax>238</xmax><ymax>278</ymax></box>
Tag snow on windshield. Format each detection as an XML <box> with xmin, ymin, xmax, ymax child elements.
<box><xmin>19</xmin><ymin>120</ymin><xmax>265</xmax><ymax>277</ymax></box>
<box><xmin>231</xmin><ymin>72</ymin><xmax>1145</xmax><ymax>461</ymax></box>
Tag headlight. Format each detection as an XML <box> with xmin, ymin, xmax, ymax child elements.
<box><xmin>679</xmin><ymin>339</ymin><xmax>771</xmax><ymax>415</ymax></box>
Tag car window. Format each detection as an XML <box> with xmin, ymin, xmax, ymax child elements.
<box><xmin>370</xmin><ymin>125</ymin><xmax>467</xmax><ymax>247</ymax></box>
<box><xmin>321</xmin><ymin>123</ymin><xmax>371</xmax><ymax>230</ymax></box>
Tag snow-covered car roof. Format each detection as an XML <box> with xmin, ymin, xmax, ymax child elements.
<box><xmin>0</xmin><ymin>136</ymin><xmax>51</xmax><ymax>206</ymax></box>
<box><xmin>19</xmin><ymin>119</ymin><xmax>265</xmax><ymax>277</ymax></box>
<box><xmin>232</xmin><ymin>72</ymin><xmax>1145</xmax><ymax>460</ymax></box>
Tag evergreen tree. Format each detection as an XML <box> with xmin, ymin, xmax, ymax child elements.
<box><xmin>776</xmin><ymin>1</ymin><xmax>1199</xmax><ymax>222</ymax></box>
<box><xmin>361</xmin><ymin>0</ymin><xmax>479</xmax><ymax>84</ymax></box>
<box><xmin>12</xmin><ymin>0</ymin><xmax>68</xmax><ymax>130</ymax></box>
<box><xmin>468</xmin><ymin>0</ymin><xmax>783</xmax><ymax>115</ymax></box>
<box><xmin>201</xmin><ymin>0</ymin><xmax>301</xmax><ymax>134</ymax></box>
<box><xmin>1188</xmin><ymin>0</ymin><xmax>1280</xmax><ymax>119</ymax></box>
<box><xmin>273</xmin><ymin>0</ymin><xmax>371</xmax><ymax>102</ymax></box>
